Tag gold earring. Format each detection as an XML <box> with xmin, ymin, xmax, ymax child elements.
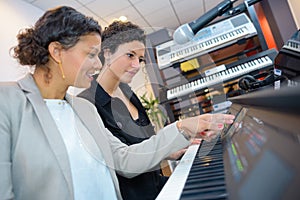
<box><xmin>58</xmin><ymin>61</ymin><xmax>66</xmax><ymax>79</ymax></box>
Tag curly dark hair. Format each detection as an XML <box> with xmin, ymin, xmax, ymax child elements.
<box><xmin>100</xmin><ymin>20</ymin><xmax>146</xmax><ymax>62</ymax></box>
<box><xmin>12</xmin><ymin>6</ymin><xmax>102</xmax><ymax>67</ymax></box>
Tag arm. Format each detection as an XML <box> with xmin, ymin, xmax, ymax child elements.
<box><xmin>73</xmin><ymin>97</ymin><xmax>190</xmax><ymax>178</ymax></box>
<box><xmin>95</xmin><ymin>110</ymin><xmax>234</xmax><ymax>178</ymax></box>
<box><xmin>102</xmin><ymin>121</ymin><xmax>191</xmax><ymax>178</ymax></box>
<box><xmin>79</xmin><ymin>97</ymin><xmax>235</xmax><ymax>178</ymax></box>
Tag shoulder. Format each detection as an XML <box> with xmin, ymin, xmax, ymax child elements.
<box><xmin>0</xmin><ymin>81</ymin><xmax>26</xmax><ymax>100</ymax></box>
<box><xmin>0</xmin><ymin>81</ymin><xmax>20</xmax><ymax>89</ymax></box>
<box><xmin>0</xmin><ymin>81</ymin><xmax>27</xmax><ymax>115</ymax></box>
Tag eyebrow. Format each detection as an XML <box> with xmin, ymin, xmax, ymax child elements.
<box><xmin>128</xmin><ymin>50</ymin><xmax>145</xmax><ymax>58</ymax></box>
<box><xmin>89</xmin><ymin>46</ymin><xmax>100</xmax><ymax>53</ymax></box>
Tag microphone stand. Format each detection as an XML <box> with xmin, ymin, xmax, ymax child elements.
<box><xmin>189</xmin><ymin>0</ymin><xmax>238</xmax><ymax>35</ymax></box>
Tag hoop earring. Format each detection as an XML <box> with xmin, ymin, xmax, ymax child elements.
<box><xmin>58</xmin><ymin>61</ymin><xmax>66</xmax><ymax>79</ymax></box>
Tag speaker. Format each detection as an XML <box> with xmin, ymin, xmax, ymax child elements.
<box><xmin>238</xmin><ymin>73</ymin><xmax>274</xmax><ymax>91</ymax></box>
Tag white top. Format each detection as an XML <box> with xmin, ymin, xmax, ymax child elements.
<box><xmin>45</xmin><ymin>99</ymin><xmax>117</xmax><ymax>200</ymax></box>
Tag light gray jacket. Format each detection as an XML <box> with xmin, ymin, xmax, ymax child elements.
<box><xmin>0</xmin><ymin>74</ymin><xmax>190</xmax><ymax>200</ymax></box>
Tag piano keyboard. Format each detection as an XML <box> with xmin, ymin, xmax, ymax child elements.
<box><xmin>166</xmin><ymin>49</ymin><xmax>278</xmax><ymax>100</ymax></box>
<box><xmin>157</xmin><ymin>94</ymin><xmax>300</xmax><ymax>199</ymax></box>
<box><xmin>156</xmin><ymin>144</ymin><xmax>200</xmax><ymax>200</ymax></box>
<box><xmin>180</xmin><ymin>138</ymin><xmax>226</xmax><ymax>200</ymax></box>
<box><xmin>283</xmin><ymin>40</ymin><xmax>300</xmax><ymax>53</ymax></box>
<box><xmin>156</xmin><ymin>137</ymin><xmax>225</xmax><ymax>200</ymax></box>
<box><xmin>156</xmin><ymin>13</ymin><xmax>257</xmax><ymax>69</ymax></box>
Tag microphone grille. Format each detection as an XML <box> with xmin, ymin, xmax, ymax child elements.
<box><xmin>173</xmin><ymin>24</ymin><xmax>194</xmax><ymax>44</ymax></box>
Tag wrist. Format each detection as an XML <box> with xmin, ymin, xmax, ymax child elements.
<box><xmin>176</xmin><ymin>120</ymin><xmax>191</xmax><ymax>141</ymax></box>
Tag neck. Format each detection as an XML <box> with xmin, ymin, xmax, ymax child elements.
<box><xmin>97</xmin><ymin>66</ymin><xmax>120</xmax><ymax>96</ymax></box>
<box><xmin>33</xmin><ymin>67</ymin><xmax>68</xmax><ymax>99</ymax></box>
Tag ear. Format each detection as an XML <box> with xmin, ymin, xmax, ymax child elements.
<box><xmin>103</xmin><ymin>48</ymin><xmax>111</xmax><ymax>60</ymax></box>
<box><xmin>48</xmin><ymin>41</ymin><xmax>62</xmax><ymax>63</ymax></box>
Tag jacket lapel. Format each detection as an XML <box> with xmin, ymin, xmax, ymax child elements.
<box><xmin>66</xmin><ymin>94</ymin><xmax>115</xmax><ymax>165</ymax></box>
<box><xmin>17</xmin><ymin>74</ymin><xmax>74</xmax><ymax>197</ymax></box>
<box><xmin>66</xmin><ymin>94</ymin><xmax>121</xmax><ymax>193</ymax></box>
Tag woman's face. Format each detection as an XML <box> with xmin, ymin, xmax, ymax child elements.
<box><xmin>108</xmin><ymin>40</ymin><xmax>145</xmax><ymax>83</ymax></box>
<box><xmin>61</xmin><ymin>32</ymin><xmax>102</xmax><ymax>88</ymax></box>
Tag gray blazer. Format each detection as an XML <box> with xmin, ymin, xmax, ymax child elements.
<box><xmin>0</xmin><ymin>74</ymin><xmax>190</xmax><ymax>200</ymax></box>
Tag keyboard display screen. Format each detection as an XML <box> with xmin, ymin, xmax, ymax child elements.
<box><xmin>223</xmin><ymin>103</ymin><xmax>300</xmax><ymax>199</ymax></box>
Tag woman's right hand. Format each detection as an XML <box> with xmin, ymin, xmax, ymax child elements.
<box><xmin>177</xmin><ymin>113</ymin><xmax>235</xmax><ymax>141</ymax></box>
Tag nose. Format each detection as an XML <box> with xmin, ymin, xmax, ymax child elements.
<box><xmin>131</xmin><ymin>58</ymin><xmax>141</xmax><ymax>69</ymax></box>
<box><xmin>94</xmin><ymin>57</ymin><xmax>103</xmax><ymax>71</ymax></box>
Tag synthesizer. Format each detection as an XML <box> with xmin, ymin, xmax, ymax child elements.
<box><xmin>156</xmin><ymin>85</ymin><xmax>300</xmax><ymax>200</ymax></box>
<box><xmin>166</xmin><ymin>49</ymin><xmax>278</xmax><ymax>100</ymax></box>
<box><xmin>156</xmin><ymin>13</ymin><xmax>257</xmax><ymax>69</ymax></box>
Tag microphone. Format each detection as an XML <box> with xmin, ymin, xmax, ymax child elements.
<box><xmin>173</xmin><ymin>0</ymin><xmax>237</xmax><ymax>44</ymax></box>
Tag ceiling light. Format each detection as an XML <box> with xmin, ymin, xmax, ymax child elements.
<box><xmin>119</xmin><ymin>16</ymin><xmax>127</xmax><ymax>22</ymax></box>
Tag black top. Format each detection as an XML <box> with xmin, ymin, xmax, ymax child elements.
<box><xmin>78</xmin><ymin>79</ymin><xmax>167</xmax><ymax>200</ymax></box>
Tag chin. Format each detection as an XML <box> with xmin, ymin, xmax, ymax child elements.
<box><xmin>122</xmin><ymin>78</ymin><xmax>133</xmax><ymax>84</ymax></box>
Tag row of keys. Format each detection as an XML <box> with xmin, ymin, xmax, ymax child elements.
<box><xmin>180</xmin><ymin>138</ymin><xmax>227</xmax><ymax>199</ymax></box>
<box><xmin>170</xmin><ymin>27</ymin><xmax>249</xmax><ymax>63</ymax></box>
<box><xmin>167</xmin><ymin>55</ymin><xmax>273</xmax><ymax>100</ymax></box>
<box><xmin>283</xmin><ymin>40</ymin><xmax>300</xmax><ymax>53</ymax></box>
<box><xmin>156</xmin><ymin>144</ymin><xmax>200</xmax><ymax>200</ymax></box>
<box><xmin>156</xmin><ymin>13</ymin><xmax>258</xmax><ymax>69</ymax></box>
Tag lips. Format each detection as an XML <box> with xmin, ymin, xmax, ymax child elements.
<box><xmin>86</xmin><ymin>70</ymin><xmax>98</xmax><ymax>81</ymax></box>
<box><xmin>127</xmin><ymin>70</ymin><xmax>138</xmax><ymax>76</ymax></box>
